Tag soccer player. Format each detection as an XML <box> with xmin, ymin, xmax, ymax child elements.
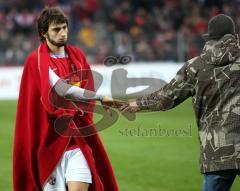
<box><xmin>120</xmin><ymin>14</ymin><xmax>240</xmax><ymax>191</ymax></box>
<box><xmin>13</xmin><ymin>7</ymin><xmax>118</xmax><ymax>191</ymax></box>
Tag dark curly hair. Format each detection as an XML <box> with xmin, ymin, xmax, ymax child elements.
<box><xmin>37</xmin><ymin>7</ymin><xmax>68</xmax><ymax>42</ymax></box>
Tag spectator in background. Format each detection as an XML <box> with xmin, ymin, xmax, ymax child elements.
<box><xmin>0</xmin><ymin>0</ymin><xmax>239</xmax><ymax>65</ymax></box>
<box><xmin>77</xmin><ymin>19</ymin><xmax>96</xmax><ymax>51</ymax></box>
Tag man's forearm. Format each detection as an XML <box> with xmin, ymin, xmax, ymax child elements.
<box><xmin>135</xmin><ymin>90</ymin><xmax>174</xmax><ymax>111</ymax></box>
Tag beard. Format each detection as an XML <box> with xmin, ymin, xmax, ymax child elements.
<box><xmin>46</xmin><ymin>33</ymin><xmax>67</xmax><ymax>47</ymax></box>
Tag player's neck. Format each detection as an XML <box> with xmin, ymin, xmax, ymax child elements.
<box><xmin>46</xmin><ymin>41</ymin><xmax>65</xmax><ymax>54</ymax></box>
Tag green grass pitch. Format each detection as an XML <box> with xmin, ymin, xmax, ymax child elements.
<box><xmin>1</xmin><ymin>99</ymin><xmax>239</xmax><ymax>191</ymax></box>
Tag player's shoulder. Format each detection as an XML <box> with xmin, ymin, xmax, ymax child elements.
<box><xmin>25</xmin><ymin>48</ymin><xmax>38</xmax><ymax>63</ymax></box>
<box><xmin>24</xmin><ymin>48</ymin><xmax>39</xmax><ymax>69</ymax></box>
<box><xmin>67</xmin><ymin>45</ymin><xmax>86</xmax><ymax>57</ymax></box>
<box><xmin>67</xmin><ymin>44</ymin><xmax>91</xmax><ymax>68</ymax></box>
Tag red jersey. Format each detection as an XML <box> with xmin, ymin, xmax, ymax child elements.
<box><xmin>49</xmin><ymin>52</ymin><xmax>79</xmax><ymax>151</ymax></box>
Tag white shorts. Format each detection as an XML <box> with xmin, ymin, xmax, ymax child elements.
<box><xmin>43</xmin><ymin>148</ymin><xmax>92</xmax><ymax>191</ymax></box>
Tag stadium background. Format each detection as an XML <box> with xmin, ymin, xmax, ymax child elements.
<box><xmin>0</xmin><ymin>0</ymin><xmax>240</xmax><ymax>190</ymax></box>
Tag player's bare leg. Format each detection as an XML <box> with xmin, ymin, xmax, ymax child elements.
<box><xmin>67</xmin><ymin>181</ymin><xmax>89</xmax><ymax>191</ymax></box>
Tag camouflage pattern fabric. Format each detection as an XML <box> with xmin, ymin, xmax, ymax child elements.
<box><xmin>136</xmin><ymin>34</ymin><xmax>240</xmax><ymax>173</ymax></box>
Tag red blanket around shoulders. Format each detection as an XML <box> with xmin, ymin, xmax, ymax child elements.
<box><xmin>13</xmin><ymin>42</ymin><xmax>118</xmax><ymax>191</ymax></box>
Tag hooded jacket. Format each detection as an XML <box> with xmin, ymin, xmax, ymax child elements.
<box><xmin>136</xmin><ymin>34</ymin><xmax>240</xmax><ymax>173</ymax></box>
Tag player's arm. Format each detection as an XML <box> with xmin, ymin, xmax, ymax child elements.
<box><xmin>120</xmin><ymin>63</ymin><xmax>196</xmax><ymax>113</ymax></box>
<box><xmin>49</xmin><ymin>67</ymin><xmax>124</xmax><ymax>115</ymax></box>
<box><xmin>49</xmin><ymin>67</ymin><xmax>104</xmax><ymax>101</ymax></box>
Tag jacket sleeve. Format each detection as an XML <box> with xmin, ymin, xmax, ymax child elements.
<box><xmin>136</xmin><ymin>63</ymin><xmax>196</xmax><ymax>111</ymax></box>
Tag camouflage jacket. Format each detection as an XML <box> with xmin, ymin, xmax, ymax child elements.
<box><xmin>136</xmin><ymin>34</ymin><xmax>240</xmax><ymax>173</ymax></box>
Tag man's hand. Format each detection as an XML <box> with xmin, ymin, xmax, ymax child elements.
<box><xmin>120</xmin><ymin>100</ymin><xmax>140</xmax><ymax>113</ymax></box>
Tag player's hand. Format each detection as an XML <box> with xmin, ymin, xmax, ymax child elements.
<box><xmin>120</xmin><ymin>100</ymin><xmax>140</xmax><ymax>113</ymax></box>
<box><xmin>101</xmin><ymin>96</ymin><xmax>126</xmax><ymax>116</ymax></box>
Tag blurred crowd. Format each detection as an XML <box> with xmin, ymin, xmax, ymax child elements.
<box><xmin>0</xmin><ymin>0</ymin><xmax>239</xmax><ymax>65</ymax></box>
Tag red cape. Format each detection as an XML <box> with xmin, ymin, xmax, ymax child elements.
<box><xmin>13</xmin><ymin>42</ymin><xmax>118</xmax><ymax>191</ymax></box>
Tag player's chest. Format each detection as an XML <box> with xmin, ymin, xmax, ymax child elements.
<box><xmin>50</xmin><ymin>57</ymin><xmax>76</xmax><ymax>74</ymax></box>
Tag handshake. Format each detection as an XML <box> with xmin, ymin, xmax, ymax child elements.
<box><xmin>100</xmin><ymin>95</ymin><xmax>140</xmax><ymax>115</ymax></box>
